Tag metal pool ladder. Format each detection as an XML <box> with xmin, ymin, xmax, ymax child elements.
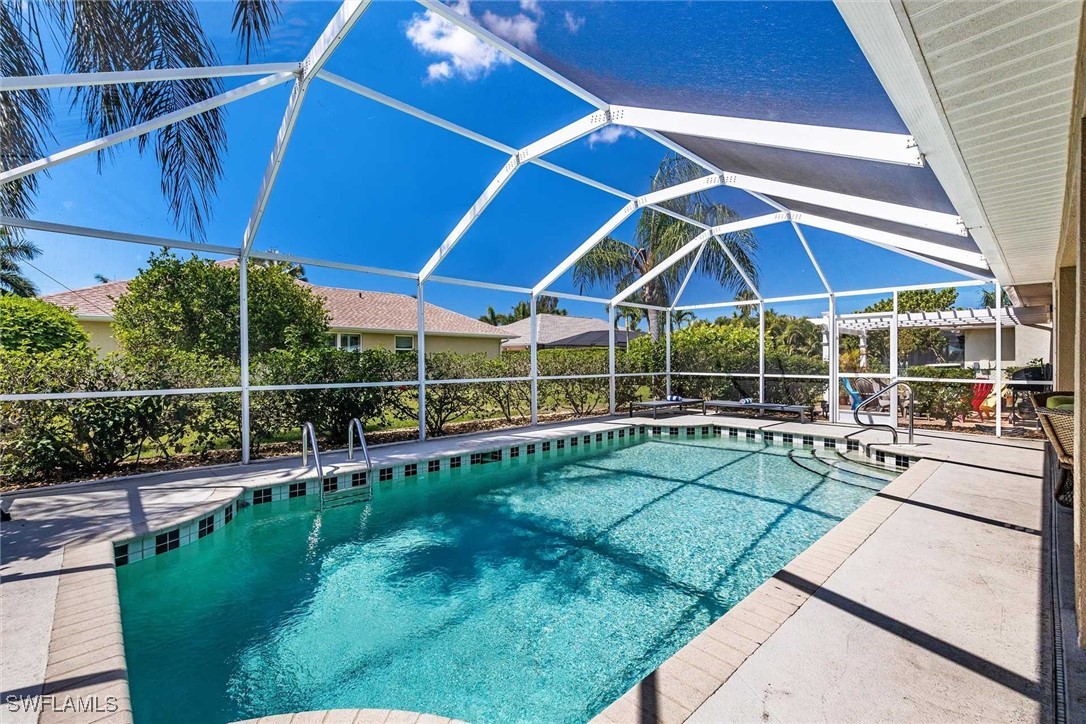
<box><xmin>853</xmin><ymin>381</ymin><xmax>915</xmax><ymax>445</ymax></box>
<box><xmin>347</xmin><ymin>417</ymin><xmax>372</xmax><ymax>470</ymax></box>
<box><xmin>301</xmin><ymin>422</ymin><xmax>328</xmax><ymax>509</ymax></box>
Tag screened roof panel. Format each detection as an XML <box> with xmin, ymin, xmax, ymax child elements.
<box><xmin>669</xmin><ymin>135</ymin><xmax>958</xmax><ymax>214</ymax></box>
<box><xmin>513</xmin><ymin>0</ymin><xmax>906</xmax><ymax>131</ymax></box>
<box><xmin>779</xmin><ymin>199</ymin><xmax>981</xmax><ymax>254</ymax></box>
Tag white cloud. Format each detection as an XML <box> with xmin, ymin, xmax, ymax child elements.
<box><xmin>481</xmin><ymin>10</ymin><xmax>539</xmax><ymax>47</ymax></box>
<box><xmin>405</xmin><ymin>1</ymin><xmax>509</xmax><ymax>82</ymax></box>
<box><xmin>427</xmin><ymin>61</ymin><xmax>454</xmax><ymax>81</ymax></box>
<box><xmin>405</xmin><ymin>0</ymin><xmax>544</xmax><ymax>83</ymax></box>
<box><xmin>586</xmin><ymin>126</ymin><xmax>636</xmax><ymax>149</ymax></box>
<box><xmin>564</xmin><ymin>11</ymin><xmax>585</xmax><ymax>33</ymax></box>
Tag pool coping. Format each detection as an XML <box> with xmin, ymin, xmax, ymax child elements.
<box><xmin>14</xmin><ymin>416</ymin><xmax>917</xmax><ymax>724</ymax></box>
<box><xmin>589</xmin><ymin>457</ymin><xmax>941</xmax><ymax>723</ymax></box>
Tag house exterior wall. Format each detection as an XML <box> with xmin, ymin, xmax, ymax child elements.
<box><xmin>332</xmin><ymin>330</ymin><xmax>502</xmax><ymax>357</ymax></box>
<box><xmin>961</xmin><ymin>326</ymin><xmax>1051</xmax><ymax>370</ymax></box>
<box><xmin>80</xmin><ymin>322</ymin><xmax>502</xmax><ymax>358</ymax></box>
<box><xmin>79</xmin><ymin>320</ymin><xmax>120</xmax><ymax>356</ymax></box>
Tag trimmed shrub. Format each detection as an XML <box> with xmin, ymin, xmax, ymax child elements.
<box><xmin>0</xmin><ymin>296</ymin><xmax>89</xmax><ymax>353</ymax></box>
<box><xmin>905</xmin><ymin>365</ymin><xmax>976</xmax><ymax>428</ymax></box>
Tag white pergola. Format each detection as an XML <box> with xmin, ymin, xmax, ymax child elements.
<box><xmin>1</xmin><ymin>0</ymin><xmax>1017</xmax><ymax>455</ymax></box>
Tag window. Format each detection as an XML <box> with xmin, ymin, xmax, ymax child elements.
<box><xmin>395</xmin><ymin>335</ymin><xmax>414</xmax><ymax>352</ymax></box>
<box><xmin>338</xmin><ymin>334</ymin><xmax>361</xmax><ymax>353</ymax></box>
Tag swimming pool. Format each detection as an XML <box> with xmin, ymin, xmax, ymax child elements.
<box><xmin>117</xmin><ymin>432</ymin><xmax>896</xmax><ymax>723</ymax></box>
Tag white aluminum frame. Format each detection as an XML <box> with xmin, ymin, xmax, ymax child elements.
<box><xmin>0</xmin><ymin>73</ymin><xmax>294</xmax><ymax>184</ymax></box>
<box><xmin>418</xmin><ymin>110</ymin><xmax>608</xmax><ymax>281</ymax></box>
<box><xmin>0</xmin><ymin>0</ymin><xmax>1025</xmax><ymax>462</ymax></box>
<box><xmin>610</xmin><ymin>105</ymin><xmax>924</xmax><ymax>167</ymax></box>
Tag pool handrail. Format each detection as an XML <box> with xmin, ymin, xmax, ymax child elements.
<box><xmin>854</xmin><ymin>381</ymin><xmax>914</xmax><ymax>445</ymax></box>
<box><xmin>347</xmin><ymin>418</ymin><xmax>372</xmax><ymax>470</ymax></box>
<box><xmin>301</xmin><ymin>421</ymin><xmax>324</xmax><ymax>481</ymax></box>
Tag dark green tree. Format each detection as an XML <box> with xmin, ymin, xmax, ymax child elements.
<box><xmin>478</xmin><ymin>295</ymin><xmax>567</xmax><ymax>325</ymax></box>
<box><xmin>112</xmin><ymin>251</ymin><xmax>329</xmax><ymax>360</ymax></box>
<box><xmin>0</xmin><ymin>228</ymin><xmax>40</xmax><ymax>296</ymax></box>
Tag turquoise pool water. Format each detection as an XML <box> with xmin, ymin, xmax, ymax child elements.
<box><xmin>117</xmin><ymin>434</ymin><xmax>893</xmax><ymax>723</ymax></box>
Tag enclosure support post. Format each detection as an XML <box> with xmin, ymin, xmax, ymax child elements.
<box><xmin>417</xmin><ymin>279</ymin><xmax>427</xmax><ymax>442</ymax></box>
<box><xmin>665</xmin><ymin>313</ymin><xmax>672</xmax><ymax>398</ymax></box>
<box><xmin>828</xmin><ymin>294</ymin><xmax>839</xmax><ymax>423</ymax></box>
<box><xmin>758</xmin><ymin>302</ymin><xmax>766</xmax><ymax>403</ymax></box>
<box><xmin>530</xmin><ymin>295</ymin><xmax>539</xmax><ymax>425</ymax></box>
<box><xmin>240</xmin><ymin>259</ymin><xmax>251</xmax><ymax>465</ymax></box>
<box><xmin>995</xmin><ymin>280</ymin><xmax>1002</xmax><ymax>438</ymax></box>
<box><xmin>890</xmin><ymin>291</ymin><xmax>899</xmax><ymax>430</ymax></box>
<box><xmin>608</xmin><ymin>305</ymin><xmax>617</xmax><ymax>415</ymax></box>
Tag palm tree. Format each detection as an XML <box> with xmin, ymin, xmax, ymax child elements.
<box><xmin>573</xmin><ymin>153</ymin><xmax>758</xmax><ymax>341</ymax></box>
<box><xmin>256</xmin><ymin>249</ymin><xmax>307</xmax><ymax>280</ymax></box>
<box><xmin>2</xmin><ymin>1</ymin><xmax>282</xmax><ymax>243</ymax></box>
<box><xmin>670</xmin><ymin>309</ymin><xmax>695</xmax><ymax>329</ymax></box>
<box><xmin>615</xmin><ymin>307</ymin><xmax>644</xmax><ymax>349</ymax></box>
<box><xmin>979</xmin><ymin>288</ymin><xmax>1011</xmax><ymax>309</ymax></box>
<box><xmin>479</xmin><ymin>306</ymin><xmax>504</xmax><ymax>326</ymax></box>
<box><xmin>0</xmin><ymin>227</ymin><xmax>40</xmax><ymax>296</ymax></box>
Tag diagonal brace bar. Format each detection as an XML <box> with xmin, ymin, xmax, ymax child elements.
<box><xmin>0</xmin><ymin>73</ymin><xmax>294</xmax><ymax>184</ymax></box>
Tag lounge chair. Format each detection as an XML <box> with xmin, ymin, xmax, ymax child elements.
<box><xmin>703</xmin><ymin>400</ymin><xmax>811</xmax><ymax>423</ymax></box>
<box><xmin>1032</xmin><ymin>391</ymin><xmax>1074</xmax><ymax>506</ymax></box>
<box><xmin>842</xmin><ymin>378</ymin><xmax>864</xmax><ymax>410</ymax></box>
<box><xmin>629</xmin><ymin>398</ymin><xmax>705</xmax><ymax>418</ymax></box>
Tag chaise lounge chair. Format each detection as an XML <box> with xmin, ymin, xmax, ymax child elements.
<box><xmin>703</xmin><ymin>400</ymin><xmax>811</xmax><ymax>423</ymax></box>
<box><xmin>1032</xmin><ymin>391</ymin><xmax>1075</xmax><ymax>506</ymax></box>
<box><xmin>629</xmin><ymin>398</ymin><xmax>705</xmax><ymax>418</ymax></box>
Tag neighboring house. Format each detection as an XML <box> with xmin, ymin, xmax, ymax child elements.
<box><xmin>41</xmin><ymin>279</ymin><xmax>508</xmax><ymax>357</ymax></box>
<box><xmin>499</xmin><ymin>313</ymin><xmax>643</xmax><ymax>351</ymax></box>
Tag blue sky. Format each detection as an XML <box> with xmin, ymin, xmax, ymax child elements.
<box><xmin>19</xmin><ymin>0</ymin><xmax>980</xmax><ymax>325</ymax></box>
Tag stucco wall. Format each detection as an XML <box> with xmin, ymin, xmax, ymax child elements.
<box><xmin>962</xmin><ymin>326</ymin><xmax>1051</xmax><ymax>368</ymax></box>
<box><xmin>333</xmin><ymin>331</ymin><xmax>502</xmax><ymax>357</ymax></box>
<box><xmin>80</xmin><ymin>320</ymin><xmax>120</xmax><ymax>356</ymax></box>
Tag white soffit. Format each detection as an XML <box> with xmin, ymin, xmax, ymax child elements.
<box><xmin>836</xmin><ymin>0</ymin><xmax>1084</xmax><ymax>286</ymax></box>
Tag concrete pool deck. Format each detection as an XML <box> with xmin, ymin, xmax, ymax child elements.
<box><xmin>0</xmin><ymin>413</ymin><xmax>1066</xmax><ymax>723</ymax></box>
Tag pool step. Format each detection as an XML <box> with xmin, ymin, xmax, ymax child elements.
<box><xmin>322</xmin><ymin>484</ymin><xmax>373</xmax><ymax>509</ymax></box>
<box><xmin>824</xmin><ymin>449</ymin><xmax>902</xmax><ymax>478</ymax></box>
<box><xmin>787</xmin><ymin>450</ymin><xmax>890</xmax><ymax>490</ymax></box>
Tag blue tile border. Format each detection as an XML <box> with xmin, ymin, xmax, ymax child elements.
<box><xmin>112</xmin><ymin>420</ymin><xmax>915</xmax><ymax>567</ymax></box>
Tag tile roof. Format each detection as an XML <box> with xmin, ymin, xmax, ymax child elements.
<box><xmin>498</xmin><ymin>314</ymin><xmax>642</xmax><ymax>348</ymax></box>
<box><xmin>41</xmin><ymin>278</ymin><xmax>506</xmax><ymax>338</ymax></box>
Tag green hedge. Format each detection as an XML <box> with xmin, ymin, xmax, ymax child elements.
<box><xmin>0</xmin><ymin>346</ymin><xmax>657</xmax><ymax>483</ymax></box>
<box><xmin>904</xmin><ymin>365</ymin><xmax>978</xmax><ymax>427</ymax></box>
<box><xmin>10</xmin><ymin>334</ymin><xmax>967</xmax><ymax>484</ymax></box>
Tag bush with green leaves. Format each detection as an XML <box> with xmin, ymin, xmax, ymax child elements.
<box><xmin>251</xmin><ymin>346</ymin><xmax>400</xmax><ymax>446</ymax></box>
<box><xmin>112</xmin><ymin>251</ymin><xmax>329</xmax><ymax>360</ymax></box>
<box><xmin>0</xmin><ymin>296</ymin><xmax>89</xmax><ymax>353</ymax></box>
<box><xmin>477</xmin><ymin>352</ymin><xmax>531</xmax><ymax>422</ymax></box>
<box><xmin>906</xmin><ymin>365</ymin><xmax>976</xmax><ymax>427</ymax></box>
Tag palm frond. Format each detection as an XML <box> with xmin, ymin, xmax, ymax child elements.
<box><xmin>571</xmin><ymin>236</ymin><xmax>637</xmax><ymax>293</ymax></box>
<box><xmin>0</xmin><ymin>228</ymin><xmax>41</xmax><ymax>296</ymax></box>
<box><xmin>65</xmin><ymin>1</ymin><xmax>226</xmax><ymax>241</ymax></box>
<box><xmin>0</xmin><ymin>2</ymin><xmax>54</xmax><ymax>241</ymax></box>
<box><xmin>232</xmin><ymin>1</ymin><xmax>282</xmax><ymax>63</ymax></box>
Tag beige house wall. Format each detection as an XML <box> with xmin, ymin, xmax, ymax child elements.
<box><xmin>332</xmin><ymin>330</ymin><xmax>502</xmax><ymax>357</ymax></box>
<box><xmin>961</xmin><ymin>326</ymin><xmax>1051</xmax><ymax>370</ymax></box>
<box><xmin>81</xmin><ymin>323</ymin><xmax>502</xmax><ymax>358</ymax></box>
<box><xmin>79</xmin><ymin>320</ymin><xmax>120</xmax><ymax>356</ymax></box>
